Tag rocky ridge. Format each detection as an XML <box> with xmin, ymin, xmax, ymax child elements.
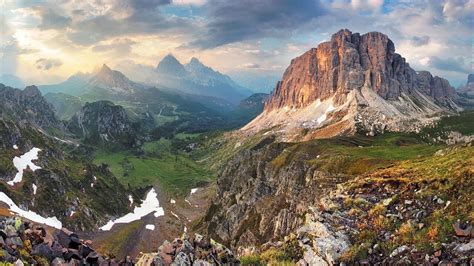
<box><xmin>67</xmin><ymin>101</ymin><xmax>140</xmax><ymax>148</ymax></box>
<box><xmin>88</xmin><ymin>64</ymin><xmax>144</xmax><ymax>94</ymax></box>
<box><xmin>0</xmin><ymin>216</ymin><xmax>238</xmax><ymax>265</ymax></box>
<box><xmin>0</xmin><ymin>84</ymin><xmax>62</xmax><ymax>130</ymax></box>
<box><xmin>150</xmin><ymin>54</ymin><xmax>250</xmax><ymax>104</ymax></box>
<box><xmin>243</xmin><ymin>29</ymin><xmax>460</xmax><ymax>141</ymax></box>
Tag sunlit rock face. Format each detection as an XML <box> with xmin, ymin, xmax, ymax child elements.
<box><xmin>243</xmin><ymin>29</ymin><xmax>460</xmax><ymax>141</ymax></box>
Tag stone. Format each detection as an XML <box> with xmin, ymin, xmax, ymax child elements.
<box><xmin>193</xmin><ymin>259</ymin><xmax>212</xmax><ymax>266</ymax></box>
<box><xmin>172</xmin><ymin>252</ymin><xmax>191</xmax><ymax>265</ymax></box>
<box><xmin>454</xmin><ymin>239</ymin><xmax>474</xmax><ymax>255</ymax></box>
<box><xmin>302</xmin><ymin>245</ymin><xmax>328</xmax><ymax>266</ymax></box>
<box><xmin>453</xmin><ymin>222</ymin><xmax>472</xmax><ymax>237</ymax></box>
<box><xmin>51</xmin><ymin>257</ymin><xmax>66</xmax><ymax>266</ymax></box>
<box><xmin>390</xmin><ymin>245</ymin><xmax>409</xmax><ymax>257</ymax></box>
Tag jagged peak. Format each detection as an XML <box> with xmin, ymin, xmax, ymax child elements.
<box><xmin>156</xmin><ymin>53</ymin><xmax>187</xmax><ymax>75</ymax></box>
<box><xmin>189</xmin><ymin>57</ymin><xmax>203</xmax><ymax>65</ymax></box>
<box><xmin>23</xmin><ymin>85</ymin><xmax>42</xmax><ymax>96</ymax></box>
<box><xmin>158</xmin><ymin>54</ymin><xmax>182</xmax><ymax>66</ymax></box>
<box><xmin>98</xmin><ymin>64</ymin><xmax>112</xmax><ymax>75</ymax></box>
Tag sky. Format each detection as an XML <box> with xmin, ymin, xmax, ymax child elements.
<box><xmin>0</xmin><ymin>0</ymin><xmax>472</xmax><ymax>88</ymax></box>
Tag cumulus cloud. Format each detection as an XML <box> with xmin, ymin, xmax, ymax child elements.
<box><xmin>35</xmin><ymin>58</ymin><xmax>63</xmax><ymax>70</ymax></box>
<box><xmin>66</xmin><ymin>9</ymin><xmax>195</xmax><ymax>46</ymax></box>
<box><xmin>423</xmin><ymin>56</ymin><xmax>471</xmax><ymax>73</ymax></box>
<box><xmin>38</xmin><ymin>7</ymin><xmax>71</xmax><ymax>30</ymax></box>
<box><xmin>187</xmin><ymin>0</ymin><xmax>326</xmax><ymax>49</ymax></box>
<box><xmin>410</xmin><ymin>36</ymin><xmax>430</xmax><ymax>46</ymax></box>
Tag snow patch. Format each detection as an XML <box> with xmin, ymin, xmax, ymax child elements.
<box><xmin>13</xmin><ymin>145</ymin><xmax>18</xmax><ymax>150</ymax></box>
<box><xmin>128</xmin><ymin>195</ymin><xmax>134</xmax><ymax>206</ymax></box>
<box><xmin>8</xmin><ymin>147</ymin><xmax>42</xmax><ymax>186</ymax></box>
<box><xmin>317</xmin><ymin>104</ymin><xmax>335</xmax><ymax>124</ymax></box>
<box><xmin>32</xmin><ymin>184</ymin><xmax>37</xmax><ymax>195</ymax></box>
<box><xmin>145</xmin><ymin>224</ymin><xmax>155</xmax><ymax>230</ymax></box>
<box><xmin>99</xmin><ymin>188</ymin><xmax>164</xmax><ymax>231</ymax></box>
<box><xmin>0</xmin><ymin>192</ymin><xmax>62</xmax><ymax>229</ymax></box>
<box><xmin>70</xmin><ymin>211</ymin><xmax>75</xmax><ymax>217</ymax></box>
<box><xmin>190</xmin><ymin>188</ymin><xmax>198</xmax><ymax>195</ymax></box>
<box><xmin>170</xmin><ymin>199</ymin><xmax>176</xmax><ymax>204</ymax></box>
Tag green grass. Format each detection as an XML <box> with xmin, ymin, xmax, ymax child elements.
<box><xmin>271</xmin><ymin>133</ymin><xmax>442</xmax><ymax>175</ymax></box>
<box><xmin>340</xmin><ymin>145</ymin><xmax>474</xmax><ymax>261</ymax></box>
<box><xmin>421</xmin><ymin>110</ymin><xmax>474</xmax><ymax>140</ymax></box>
<box><xmin>94</xmin><ymin>139</ymin><xmax>215</xmax><ymax>195</ymax></box>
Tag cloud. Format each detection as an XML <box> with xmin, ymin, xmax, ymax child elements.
<box><xmin>242</xmin><ymin>63</ymin><xmax>261</xmax><ymax>69</ymax></box>
<box><xmin>92</xmin><ymin>38</ymin><xmax>137</xmax><ymax>54</ymax></box>
<box><xmin>172</xmin><ymin>0</ymin><xmax>207</xmax><ymax>5</ymax></box>
<box><xmin>410</xmin><ymin>36</ymin><xmax>430</xmax><ymax>46</ymax></box>
<box><xmin>350</xmin><ymin>0</ymin><xmax>383</xmax><ymax>12</ymax></box>
<box><xmin>423</xmin><ymin>56</ymin><xmax>471</xmax><ymax>73</ymax></box>
<box><xmin>38</xmin><ymin>7</ymin><xmax>71</xmax><ymax>30</ymax></box>
<box><xmin>66</xmin><ymin>9</ymin><xmax>195</xmax><ymax>46</ymax></box>
<box><xmin>187</xmin><ymin>0</ymin><xmax>326</xmax><ymax>49</ymax></box>
<box><xmin>35</xmin><ymin>58</ymin><xmax>63</xmax><ymax>70</ymax></box>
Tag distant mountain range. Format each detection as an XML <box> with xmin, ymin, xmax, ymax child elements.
<box><xmin>148</xmin><ymin>54</ymin><xmax>252</xmax><ymax>104</ymax></box>
<box><xmin>37</xmin><ymin>56</ymin><xmax>252</xmax><ymax>105</ymax></box>
<box><xmin>0</xmin><ymin>74</ymin><xmax>26</xmax><ymax>89</ymax></box>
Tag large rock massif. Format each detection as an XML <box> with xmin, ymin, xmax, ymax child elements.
<box><xmin>68</xmin><ymin>101</ymin><xmax>139</xmax><ymax>148</ymax></box>
<box><xmin>243</xmin><ymin>29</ymin><xmax>460</xmax><ymax>141</ymax></box>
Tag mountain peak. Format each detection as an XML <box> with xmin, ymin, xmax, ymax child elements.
<box><xmin>243</xmin><ymin>29</ymin><xmax>459</xmax><ymax>141</ymax></box>
<box><xmin>156</xmin><ymin>54</ymin><xmax>187</xmax><ymax>76</ymax></box>
<box><xmin>98</xmin><ymin>64</ymin><xmax>112</xmax><ymax>75</ymax></box>
<box><xmin>89</xmin><ymin>65</ymin><xmax>139</xmax><ymax>93</ymax></box>
<box><xmin>189</xmin><ymin>57</ymin><xmax>203</xmax><ymax>65</ymax></box>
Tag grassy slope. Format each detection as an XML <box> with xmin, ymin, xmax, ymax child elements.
<box><xmin>93</xmin><ymin>137</ymin><xmax>214</xmax><ymax>196</ymax></box>
<box><xmin>340</xmin><ymin>145</ymin><xmax>473</xmax><ymax>261</ymax></box>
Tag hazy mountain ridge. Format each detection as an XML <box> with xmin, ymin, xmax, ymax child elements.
<box><xmin>150</xmin><ymin>54</ymin><xmax>251</xmax><ymax>104</ymax></box>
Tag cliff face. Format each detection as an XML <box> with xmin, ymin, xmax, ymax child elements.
<box><xmin>266</xmin><ymin>29</ymin><xmax>456</xmax><ymax>110</ymax></box>
<box><xmin>244</xmin><ymin>30</ymin><xmax>459</xmax><ymax>141</ymax></box>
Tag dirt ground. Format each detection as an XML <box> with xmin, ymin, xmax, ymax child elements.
<box><xmin>80</xmin><ymin>183</ymin><xmax>216</xmax><ymax>259</ymax></box>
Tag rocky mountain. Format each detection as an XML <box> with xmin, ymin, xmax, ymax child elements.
<box><xmin>243</xmin><ymin>29</ymin><xmax>460</xmax><ymax>141</ymax></box>
<box><xmin>201</xmin><ymin>122</ymin><xmax>473</xmax><ymax>264</ymax></box>
<box><xmin>238</xmin><ymin>93</ymin><xmax>269</xmax><ymax>110</ymax></box>
<box><xmin>67</xmin><ymin>101</ymin><xmax>139</xmax><ymax>148</ymax></box>
<box><xmin>456</xmin><ymin>74</ymin><xmax>474</xmax><ymax>109</ymax></box>
<box><xmin>0</xmin><ymin>87</ymin><xmax>136</xmax><ymax>231</ymax></box>
<box><xmin>0</xmin><ymin>74</ymin><xmax>25</xmax><ymax>89</ymax></box>
<box><xmin>458</xmin><ymin>74</ymin><xmax>474</xmax><ymax>96</ymax></box>
<box><xmin>39</xmin><ymin>72</ymin><xmax>90</xmax><ymax>96</ymax></box>
<box><xmin>150</xmin><ymin>54</ymin><xmax>250</xmax><ymax>104</ymax></box>
<box><xmin>87</xmin><ymin>64</ymin><xmax>144</xmax><ymax>95</ymax></box>
<box><xmin>155</xmin><ymin>54</ymin><xmax>188</xmax><ymax>77</ymax></box>
<box><xmin>0</xmin><ymin>84</ymin><xmax>62</xmax><ymax>129</ymax></box>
